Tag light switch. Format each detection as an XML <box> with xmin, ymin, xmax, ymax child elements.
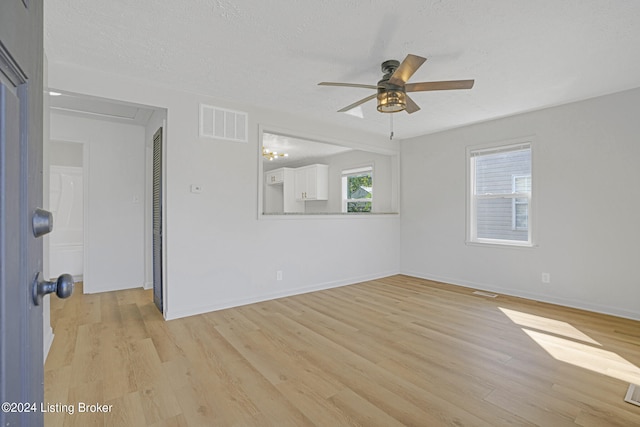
<box><xmin>190</xmin><ymin>184</ymin><xmax>202</xmax><ymax>194</ymax></box>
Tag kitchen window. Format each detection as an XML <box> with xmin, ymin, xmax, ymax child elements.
<box><xmin>342</xmin><ymin>166</ymin><xmax>373</xmax><ymax>213</ymax></box>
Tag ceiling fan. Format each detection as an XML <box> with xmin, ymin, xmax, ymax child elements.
<box><xmin>318</xmin><ymin>54</ymin><xmax>474</xmax><ymax>114</ymax></box>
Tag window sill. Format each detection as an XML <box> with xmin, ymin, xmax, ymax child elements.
<box><xmin>465</xmin><ymin>239</ymin><xmax>537</xmax><ymax>249</ymax></box>
<box><xmin>260</xmin><ymin>212</ymin><xmax>399</xmax><ymax>220</ymax></box>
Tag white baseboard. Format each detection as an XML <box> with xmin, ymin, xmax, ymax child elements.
<box><xmin>143</xmin><ymin>281</ymin><xmax>153</xmax><ymax>290</ymax></box>
<box><xmin>402</xmin><ymin>270</ymin><xmax>640</xmax><ymax>321</ymax></box>
<box><xmin>165</xmin><ymin>270</ymin><xmax>399</xmax><ymax>321</ymax></box>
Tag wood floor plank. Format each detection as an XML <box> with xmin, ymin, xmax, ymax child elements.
<box><xmin>69</xmin><ymin>323</ymin><xmax>103</xmax><ymax>386</ymax></box>
<box><xmin>147</xmin><ymin>413</ymin><xmax>189</xmax><ymax>427</ymax></box>
<box><xmin>100</xmin><ymin>325</ymin><xmax>137</xmax><ymax>402</ymax></box>
<box><xmin>104</xmin><ymin>391</ymin><xmax>147</xmax><ymax>427</ymax></box>
<box><xmin>483</xmin><ymin>387</ymin><xmax>579</xmax><ymax>427</ymax></box>
<box><xmin>44</xmin><ymin>317</ymin><xmax>78</xmax><ymax>372</ymax></box>
<box><xmin>274</xmin><ymin>379</ymin><xmax>355</xmax><ymax>426</ymax></box>
<box><xmin>42</xmin><ymin>365</ymin><xmax>71</xmax><ymax>427</ymax></box>
<box><xmin>64</xmin><ymin>380</ymin><xmax>105</xmax><ymax>427</ymax></box>
<box><xmin>45</xmin><ymin>276</ymin><xmax>640</xmax><ymax>426</ymax></box>
<box><xmin>128</xmin><ymin>338</ymin><xmax>182</xmax><ymax>424</ymax></box>
<box><xmin>328</xmin><ymin>388</ymin><xmax>407</xmax><ymax>427</ymax></box>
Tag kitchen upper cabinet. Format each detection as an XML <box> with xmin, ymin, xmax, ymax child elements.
<box><xmin>295</xmin><ymin>164</ymin><xmax>329</xmax><ymax>201</ymax></box>
<box><xmin>264</xmin><ymin>168</ymin><xmax>304</xmax><ymax>213</ymax></box>
<box><xmin>265</xmin><ymin>168</ymin><xmax>284</xmax><ymax>185</ymax></box>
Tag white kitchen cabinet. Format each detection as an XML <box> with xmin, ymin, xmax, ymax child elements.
<box><xmin>263</xmin><ymin>168</ymin><xmax>304</xmax><ymax>213</ymax></box>
<box><xmin>294</xmin><ymin>164</ymin><xmax>329</xmax><ymax>201</ymax></box>
<box><xmin>265</xmin><ymin>168</ymin><xmax>284</xmax><ymax>185</ymax></box>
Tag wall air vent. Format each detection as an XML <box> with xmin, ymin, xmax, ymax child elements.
<box><xmin>472</xmin><ymin>290</ymin><xmax>498</xmax><ymax>298</ymax></box>
<box><xmin>625</xmin><ymin>384</ymin><xmax>640</xmax><ymax>407</ymax></box>
<box><xmin>199</xmin><ymin>104</ymin><xmax>248</xmax><ymax>143</ymax></box>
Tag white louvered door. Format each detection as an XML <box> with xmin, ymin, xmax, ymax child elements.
<box><xmin>152</xmin><ymin>127</ymin><xmax>163</xmax><ymax>313</ymax></box>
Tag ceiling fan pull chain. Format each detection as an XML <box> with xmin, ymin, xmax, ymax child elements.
<box><xmin>390</xmin><ymin>114</ymin><xmax>394</xmax><ymax>140</ymax></box>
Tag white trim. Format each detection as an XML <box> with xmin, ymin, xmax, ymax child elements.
<box><xmin>258</xmin><ymin>124</ymin><xmax>400</xmax><ymax>157</ymax></box>
<box><xmin>469</xmin><ymin>142</ymin><xmax>531</xmax><ymax>157</ymax></box>
<box><xmin>342</xmin><ymin>164</ymin><xmax>374</xmax><ymax>213</ymax></box>
<box><xmin>402</xmin><ymin>270</ymin><xmax>640</xmax><ymax>321</ymax></box>
<box><xmin>261</xmin><ymin>212</ymin><xmax>399</xmax><ymax>220</ymax></box>
<box><xmin>465</xmin><ymin>238</ymin><xmax>536</xmax><ymax>249</ymax></box>
<box><xmin>258</xmin><ymin>124</ymin><xmax>400</xmax><ymax>219</ymax></box>
<box><xmin>82</xmin><ymin>142</ymin><xmax>90</xmax><ymax>293</ymax></box>
<box><xmin>512</xmin><ymin>174</ymin><xmax>531</xmax><ymax>231</ymax></box>
<box><xmin>342</xmin><ymin>165</ymin><xmax>373</xmax><ymax>175</ymax></box>
<box><xmin>466</xmin><ymin>137</ymin><xmax>534</xmax><ymax>247</ymax></box>
<box><xmin>164</xmin><ymin>269</ymin><xmax>399</xmax><ymax>320</ymax></box>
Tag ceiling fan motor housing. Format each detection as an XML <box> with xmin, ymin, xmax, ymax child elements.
<box><xmin>381</xmin><ymin>59</ymin><xmax>400</xmax><ymax>76</ymax></box>
<box><xmin>377</xmin><ymin>60</ymin><xmax>406</xmax><ymax>113</ymax></box>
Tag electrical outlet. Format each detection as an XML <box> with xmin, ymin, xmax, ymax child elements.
<box><xmin>276</xmin><ymin>270</ymin><xmax>283</xmax><ymax>281</ymax></box>
<box><xmin>541</xmin><ymin>273</ymin><xmax>551</xmax><ymax>284</ymax></box>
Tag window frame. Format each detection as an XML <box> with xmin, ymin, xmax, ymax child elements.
<box><xmin>257</xmin><ymin>124</ymin><xmax>400</xmax><ymax>219</ymax></box>
<box><xmin>341</xmin><ymin>165</ymin><xmax>374</xmax><ymax>213</ymax></box>
<box><xmin>512</xmin><ymin>174</ymin><xmax>531</xmax><ymax>231</ymax></box>
<box><xmin>466</xmin><ymin>139</ymin><xmax>536</xmax><ymax>248</ymax></box>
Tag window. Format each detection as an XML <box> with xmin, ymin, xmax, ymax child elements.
<box><xmin>342</xmin><ymin>166</ymin><xmax>373</xmax><ymax>212</ymax></box>
<box><xmin>468</xmin><ymin>142</ymin><xmax>532</xmax><ymax>246</ymax></box>
<box><xmin>512</xmin><ymin>175</ymin><xmax>531</xmax><ymax>230</ymax></box>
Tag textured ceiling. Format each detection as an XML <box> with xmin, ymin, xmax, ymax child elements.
<box><xmin>44</xmin><ymin>0</ymin><xmax>640</xmax><ymax>139</ymax></box>
<box><xmin>263</xmin><ymin>133</ymin><xmax>352</xmax><ymax>169</ymax></box>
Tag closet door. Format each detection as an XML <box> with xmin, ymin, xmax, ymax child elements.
<box><xmin>152</xmin><ymin>127</ymin><xmax>163</xmax><ymax>313</ymax></box>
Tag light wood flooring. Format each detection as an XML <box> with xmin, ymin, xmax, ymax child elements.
<box><xmin>45</xmin><ymin>275</ymin><xmax>640</xmax><ymax>426</ymax></box>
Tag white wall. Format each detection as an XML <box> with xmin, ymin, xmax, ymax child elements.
<box><xmin>50</xmin><ymin>140</ymin><xmax>83</xmax><ymax>166</ymax></box>
<box><xmin>48</xmin><ymin>63</ymin><xmax>401</xmax><ymax>320</ymax></box>
<box><xmin>50</xmin><ymin>112</ymin><xmax>146</xmax><ymax>293</ymax></box>
<box><xmin>401</xmin><ymin>88</ymin><xmax>640</xmax><ymax>320</ymax></box>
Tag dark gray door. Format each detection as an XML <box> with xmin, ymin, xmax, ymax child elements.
<box><xmin>1</xmin><ymin>2</ymin><xmax>48</xmax><ymax>426</ymax></box>
<box><xmin>152</xmin><ymin>127</ymin><xmax>163</xmax><ymax>313</ymax></box>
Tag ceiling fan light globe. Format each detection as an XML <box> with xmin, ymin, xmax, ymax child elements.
<box><xmin>377</xmin><ymin>90</ymin><xmax>406</xmax><ymax>113</ymax></box>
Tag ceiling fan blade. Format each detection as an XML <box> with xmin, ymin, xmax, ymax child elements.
<box><xmin>337</xmin><ymin>93</ymin><xmax>377</xmax><ymax>113</ymax></box>
<box><xmin>405</xmin><ymin>79</ymin><xmax>475</xmax><ymax>92</ymax></box>
<box><xmin>388</xmin><ymin>54</ymin><xmax>427</xmax><ymax>86</ymax></box>
<box><xmin>318</xmin><ymin>82</ymin><xmax>379</xmax><ymax>90</ymax></box>
<box><xmin>404</xmin><ymin>94</ymin><xmax>421</xmax><ymax>114</ymax></box>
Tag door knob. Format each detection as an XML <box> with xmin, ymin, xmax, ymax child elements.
<box><xmin>32</xmin><ymin>272</ymin><xmax>74</xmax><ymax>305</ymax></box>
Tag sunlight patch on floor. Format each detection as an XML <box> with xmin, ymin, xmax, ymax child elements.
<box><xmin>499</xmin><ymin>307</ymin><xmax>601</xmax><ymax>345</ymax></box>
<box><xmin>499</xmin><ymin>307</ymin><xmax>640</xmax><ymax>384</ymax></box>
<box><xmin>522</xmin><ymin>328</ymin><xmax>640</xmax><ymax>384</ymax></box>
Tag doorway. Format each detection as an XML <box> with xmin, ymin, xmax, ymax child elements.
<box><xmin>46</xmin><ymin>91</ymin><xmax>167</xmax><ymax>299</ymax></box>
<box><xmin>48</xmin><ymin>141</ymin><xmax>85</xmax><ymax>280</ymax></box>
